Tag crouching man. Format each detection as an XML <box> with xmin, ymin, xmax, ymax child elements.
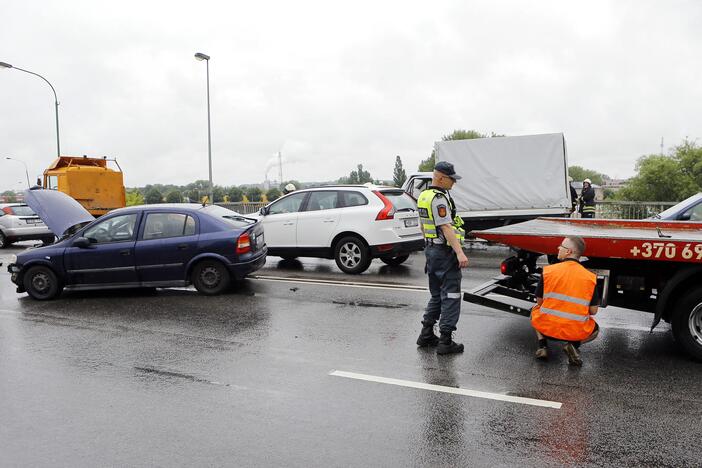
<box><xmin>531</xmin><ymin>236</ymin><xmax>600</xmax><ymax>366</ymax></box>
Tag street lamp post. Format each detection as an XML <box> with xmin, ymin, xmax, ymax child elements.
<box><xmin>194</xmin><ymin>52</ymin><xmax>214</xmax><ymax>205</ymax></box>
<box><xmin>0</xmin><ymin>61</ymin><xmax>61</xmax><ymax>157</ymax></box>
<box><xmin>5</xmin><ymin>157</ymin><xmax>31</xmax><ymax>188</ymax></box>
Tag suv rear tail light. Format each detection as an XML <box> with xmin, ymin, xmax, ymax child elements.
<box><xmin>236</xmin><ymin>232</ymin><xmax>251</xmax><ymax>254</ymax></box>
<box><xmin>372</xmin><ymin>191</ymin><xmax>396</xmax><ymax>220</ymax></box>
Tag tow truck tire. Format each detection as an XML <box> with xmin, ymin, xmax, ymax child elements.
<box><xmin>0</xmin><ymin>231</ymin><xmax>8</xmax><ymax>248</ymax></box>
<box><xmin>672</xmin><ymin>288</ymin><xmax>702</xmax><ymax>361</ymax></box>
<box><xmin>380</xmin><ymin>254</ymin><xmax>410</xmax><ymax>266</ymax></box>
<box><xmin>23</xmin><ymin>266</ymin><xmax>62</xmax><ymax>300</ymax></box>
<box><xmin>191</xmin><ymin>260</ymin><xmax>231</xmax><ymax>295</ymax></box>
<box><xmin>334</xmin><ymin>236</ymin><xmax>371</xmax><ymax>274</ymax></box>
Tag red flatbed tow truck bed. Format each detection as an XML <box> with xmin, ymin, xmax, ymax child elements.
<box><xmin>463</xmin><ymin>217</ymin><xmax>702</xmax><ymax>360</ymax></box>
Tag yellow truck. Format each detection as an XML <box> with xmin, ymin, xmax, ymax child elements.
<box><xmin>43</xmin><ymin>156</ymin><xmax>126</xmax><ymax>216</ymax></box>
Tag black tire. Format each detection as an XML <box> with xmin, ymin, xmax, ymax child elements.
<box><xmin>191</xmin><ymin>260</ymin><xmax>231</xmax><ymax>295</ymax></box>
<box><xmin>380</xmin><ymin>254</ymin><xmax>410</xmax><ymax>266</ymax></box>
<box><xmin>0</xmin><ymin>231</ymin><xmax>9</xmax><ymax>249</ymax></box>
<box><xmin>672</xmin><ymin>288</ymin><xmax>702</xmax><ymax>361</ymax></box>
<box><xmin>334</xmin><ymin>236</ymin><xmax>371</xmax><ymax>274</ymax></box>
<box><xmin>23</xmin><ymin>265</ymin><xmax>62</xmax><ymax>300</ymax></box>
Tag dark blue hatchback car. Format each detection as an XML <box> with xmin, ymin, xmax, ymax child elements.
<box><xmin>8</xmin><ymin>189</ymin><xmax>266</xmax><ymax>300</ymax></box>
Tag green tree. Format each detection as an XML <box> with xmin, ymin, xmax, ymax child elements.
<box><xmin>419</xmin><ymin>129</ymin><xmax>500</xmax><ymax>171</ymax></box>
<box><xmin>392</xmin><ymin>155</ymin><xmax>407</xmax><ymax>187</ymax></box>
<box><xmin>213</xmin><ymin>186</ymin><xmax>226</xmax><ymax>203</ymax></box>
<box><xmin>125</xmin><ymin>190</ymin><xmax>144</xmax><ymax>206</ymax></box>
<box><xmin>672</xmin><ymin>139</ymin><xmax>702</xmax><ymax>189</ymax></box>
<box><xmin>245</xmin><ymin>186</ymin><xmax>263</xmax><ymax>202</ymax></box>
<box><xmin>617</xmin><ymin>155</ymin><xmax>696</xmax><ymax>202</ymax></box>
<box><xmin>166</xmin><ymin>190</ymin><xmax>182</xmax><ymax>203</ymax></box>
<box><xmin>266</xmin><ymin>187</ymin><xmax>281</xmax><ymax>201</ymax></box>
<box><xmin>568</xmin><ymin>166</ymin><xmax>608</xmax><ymax>186</ymax></box>
<box><xmin>1</xmin><ymin>190</ymin><xmax>17</xmax><ymax>203</ymax></box>
<box><xmin>145</xmin><ymin>188</ymin><xmax>163</xmax><ymax>204</ymax></box>
<box><xmin>347</xmin><ymin>164</ymin><xmax>373</xmax><ymax>184</ymax></box>
<box><xmin>227</xmin><ymin>186</ymin><xmax>244</xmax><ymax>202</ymax></box>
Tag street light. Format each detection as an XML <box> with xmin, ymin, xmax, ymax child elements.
<box><xmin>0</xmin><ymin>61</ymin><xmax>61</xmax><ymax>157</ymax></box>
<box><xmin>194</xmin><ymin>52</ymin><xmax>214</xmax><ymax>205</ymax></box>
<box><xmin>5</xmin><ymin>157</ymin><xmax>31</xmax><ymax>188</ymax></box>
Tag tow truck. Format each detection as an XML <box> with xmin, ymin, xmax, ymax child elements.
<box><xmin>463</xmin><ymin>217</ymin><xmax>702</xmax><ymax>360</ymax></box>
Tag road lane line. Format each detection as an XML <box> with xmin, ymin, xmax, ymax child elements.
<box><xmin>251</xmin><ymin>275</ymin><xmax>429</xmax><ymax>292</ymax></box>
<box><xmin>329</xmin><ymin>370</ymin><xmax>562</xmax><ymax>409</ymax></box>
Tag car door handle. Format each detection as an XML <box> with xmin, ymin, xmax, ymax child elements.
<box><xmin>177</xmin><ymin>244</ymin><xmax>188</xmax><ymax>250</ymax></box>
<box><xmin>283</xmin><ymin>222</ymin><xmax>295</xmax><ymax>226</ymax></box>
<box><xmin>119</xmin><ymin>249</ymin><xmax>131</xmax><ymax>256</ymax></box>
<box><xmin>323</xmin><ymin>219</ymin><xmax>335</xmax><ymax>223</ymax></box>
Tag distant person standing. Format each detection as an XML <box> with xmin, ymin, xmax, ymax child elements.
<box><xmin>415</xmin><ymin>161</ymin><xmax>469</xmax><ymax>355</ymax></box>
<box><xmin>283</xmin><ymin>183</ymin><xmax>297</xmax><ymax>195</ymax></box>
<box><xmin>531</xmin><ymin>236</ymin><xmax>600</xmax><ymax>366</ymax></box>
<box><xmin>579</xmin><ymin>178</ymin><xmax>596</xmax><ymax>218</ymax></box>
<box><xmin>568</xmin><ymin>177</ymin><xmax>578</xmax><ymax>215</ymax></box>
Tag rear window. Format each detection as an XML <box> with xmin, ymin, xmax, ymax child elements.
<box><xmin>380</xmin><ymin>191</ymin><xmax>417</xmax><ymax>212</ymax></box>
<box><xmin>202</xmin><ymin>205</ymin><xmax>257</xmax><ymax>228</ymax></box>
<box><xmin>4</xmin><ymin>205</ymin><xmax>35</xmax><ymax>216</ymax></box>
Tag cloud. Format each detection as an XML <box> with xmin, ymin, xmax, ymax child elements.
<box><xmin>1</xmin><ymin>0</ymin><xmax>701</xmax><ymax>191</ymax></box>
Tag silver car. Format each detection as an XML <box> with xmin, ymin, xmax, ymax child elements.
<box><xmin>0</xmin><ymin>203</ymin><xmax>55</xmax><ymax>248</ymax></box>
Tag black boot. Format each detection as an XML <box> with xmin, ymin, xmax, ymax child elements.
<box><xmin>416</xmin><ymin>322</ymin><xmax>439</xmax><ymax>347</ymax></box>
<box><xmin>436</xmin><ymin>331</ymin><xmax>464</xmax><ymax>355</ymax></box>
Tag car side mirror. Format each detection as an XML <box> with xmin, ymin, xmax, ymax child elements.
<box><xmin>259</xmin><ymin>207</ymin><xmax>269</xmax><ymax>216</ymax></box>
<box><xmin>72</xmin><ymin>237</ymin><xmax>92</xmax><ymax>248</ymax></box>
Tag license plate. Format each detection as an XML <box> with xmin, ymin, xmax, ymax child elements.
<box><xmin>404</xmin><ymin>218</ymin><xmax>419</xmax><ymax>227</ymax></box>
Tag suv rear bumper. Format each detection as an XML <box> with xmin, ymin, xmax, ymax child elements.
<box><xmin>370</xmin><ymin>238</ymin><xmax>424</xmax><ymax>257</ymax></box>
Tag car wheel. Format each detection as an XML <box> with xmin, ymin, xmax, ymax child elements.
<box><xmin>0</xmin><ymin>231</ymin><xmax>8</xmax><ymax>249</ymax></box>
<box><xmin>23</xmin><ymin>266</ymin><xmax>62</xmax><ymax>300</ymax></box>
<box><xmin>380</xmin><ymin>254</ymin><xmax>410</xmax><ymax>266</ymax></box>
<box><xmin>334</xmin><ymin>236</ymin><xmax>371</xmax><ymax>274</ymax></box>
<box><xmin>672</xmin><ymin>287</ymin><xmax>702</xmax><ymax>361</ymax></box>
<box><xmin>191</xmin><ymin>260</ymin><xmax>231</xmax><ymax>295</ymax></box>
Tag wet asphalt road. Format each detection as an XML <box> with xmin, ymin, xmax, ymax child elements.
<box><xmin>1</xmin><ymin>244</ymin><xmax>701</xmax><ymax>467</ymax></box>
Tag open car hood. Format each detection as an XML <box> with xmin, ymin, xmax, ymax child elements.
<box><xmin>24</xmin><ymin>189</ymin><xmax>95</xmax><ymax>237</ymax></box>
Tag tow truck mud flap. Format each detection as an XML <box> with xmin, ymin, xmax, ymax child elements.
<box><xmin>462</xmin><ymin>275</ymin><xmax>535</xmax><ymax>318</ymax></box>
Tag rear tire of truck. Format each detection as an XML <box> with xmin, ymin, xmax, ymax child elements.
<box><xmin>380</xmin><ymin>254</ymin><xmax>410</xmax><ymax>266</ymax></box>
<box><xmin>672</xmin><ymin>288</ymin><xmax>702</xmax><ymax>361</ymax></box>
<box><xmin>23</xmin><ymin>266</ymin><xmax>62</xmax><ymax>300</ymax></box>
<box><xmin>0</xmin><ymin>231</ymin><xmax>8</xmax><ymax>249</ymax></box>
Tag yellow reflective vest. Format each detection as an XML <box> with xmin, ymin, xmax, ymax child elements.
<box><xmin>417</xmin><ymin>188</ymin><xmax>465</xmax><ymax>243</ymax></box>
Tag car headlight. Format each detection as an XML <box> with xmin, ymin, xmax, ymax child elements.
<box><xmin>8</xmin><ymin>254</ymin><xmax>17</xmax><ymax>265</ymax></box>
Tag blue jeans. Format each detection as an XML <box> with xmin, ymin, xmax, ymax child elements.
<box><xmin>422</xmin><ymin>244</ymin><xmax>462</xmax><ymax>333</ymax></box>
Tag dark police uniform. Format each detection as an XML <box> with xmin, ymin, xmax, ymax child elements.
<box><xmin>417</xmin><ymin>186</ymin><xmax>465</xmax><ymax>334</ymax></box>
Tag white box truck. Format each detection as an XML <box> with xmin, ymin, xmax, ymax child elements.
<box><xmin>402</xmin><ymin>133</ymin><xmax>572</xmax><ymax>234</ymax></box>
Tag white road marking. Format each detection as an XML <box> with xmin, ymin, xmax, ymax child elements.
<box><xmin>251</xmin><ymin>275</ymin><xmax>429</xmax><ymax>292</ymax></box>
<box><xmin>329</xmin><ymin>370</ymin><xmax>562</xmax><ymax>409</ymax></box>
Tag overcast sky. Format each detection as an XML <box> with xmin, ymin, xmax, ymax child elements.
<box><xmin>1</xmin><ymin>0</ymin><xmax>700</xmax><ymax>191</ymax></box>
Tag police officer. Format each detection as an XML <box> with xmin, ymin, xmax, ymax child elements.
<box><xmin>416</xmin><ymin>161</ymin><xmax>469</xmax><ymax>355</ymax></box>
<box><xmin>283</xmin><ymin>183</ymin><xmax>297</xmax><ymax>195</ymax></box>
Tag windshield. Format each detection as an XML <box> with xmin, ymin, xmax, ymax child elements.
<box><xmin>653</xmin><ymin>193</ymin><xmax>702</xmax><ymax>219</ymax></box>
<box><xmin>381</xmin><ymin>190</ymin><xmax>417</xmax><ymax>211</ymax></box>
<box><xmin>6</xmin><ymin>205</ymin><xmax>36</xmax><ymax>216</ymax></box>
<box><xmin>202</xmin><ymin>205</ymin><xmax>257</xmax><ymax>228</ymax></box>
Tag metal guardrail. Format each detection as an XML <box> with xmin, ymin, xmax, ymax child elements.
<box><xmin>216</xmin><ymin>202</ymin><xmax>267</xmax><ymax>214</ymax></box>
<box><xmin>217</xmin><ymin>200</ymin><xmax>677</xmax><ymax>220</ymax></box>
<box><xmin>595</xmin><ymin>201</ymin><xmax>676</xmax><ymax>220</ymax></box>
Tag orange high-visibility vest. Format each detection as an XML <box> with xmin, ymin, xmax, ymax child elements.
<box><xmin>531</xmin><ymin>260</ymin><xmax>597</xmax><ymax>341</ymax></box>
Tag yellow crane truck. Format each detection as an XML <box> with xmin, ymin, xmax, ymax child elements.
<box><xmin>43</xmin><ymin>156</ymin><xmax>126</xmax><ymax>216</ymax></box>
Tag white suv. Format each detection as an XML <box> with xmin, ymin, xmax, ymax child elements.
<box><xmin>258</xmin><ymin>185</ymin><xmax>424</xmax><ymax>274</ymax></box>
